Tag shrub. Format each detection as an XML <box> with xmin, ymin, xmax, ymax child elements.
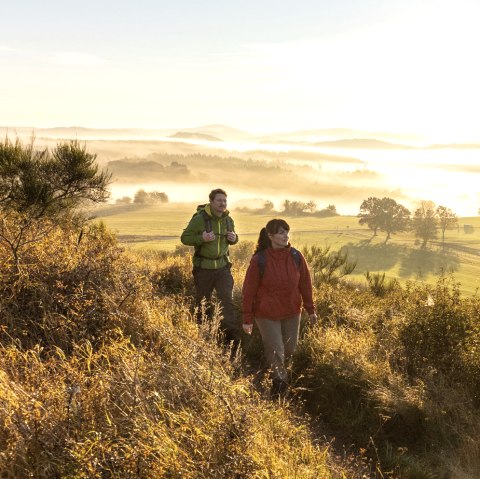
<box><xmin>364</xmin><ymin>271</ymin><xmax>400</xmax><ymax>297</ymax></box>
<box><xmin>302</xmin><ymin>245</ymin><xmax>357</xmax><ymax>286</ymax></box>
<box><xmin>294</xmin><ymin>276</ymin><xmax>480</xmax><ymax>478</ymax></box>
<box><xmin>0</xmin><ymin>137</ymin><xmax>110</xmax><ymax>218</ymax></box>
<box><xmin>399</xmin><ymin>276</ymin><xmax>475</xmax><ymax>378</ymax></box>
<box><xmin>229</xmin><ymin>239</ymin><xmax>255</xmax><ymax>265</ymax></box>
<box><xmin>0</xmin><ymin>219</ymin><xmax>152</xmax><ymax>351</ymax></box>
<box><xmin>148</xmin><ymin>254</ymin><xmax>195</xmax><ymax>297</ymax></box>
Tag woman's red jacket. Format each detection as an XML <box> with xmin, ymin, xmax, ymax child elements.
<box><xmin>242</xmin><ymin>246</ymin><xmax>315</xmax><ymax>324</ymax></box>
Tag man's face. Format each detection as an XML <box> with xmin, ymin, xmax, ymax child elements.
<box><xmin>210</xmin><ymin>193</ymin><xmax>227</xmax><ymax>217</ymax></box>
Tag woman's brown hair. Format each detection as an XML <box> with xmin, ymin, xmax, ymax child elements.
<box><xmin>254</xmin><ymin>218</ymin><xmax>290</xmax><ymax>254</ymax></box>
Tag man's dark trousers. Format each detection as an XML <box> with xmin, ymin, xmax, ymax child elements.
<box><xmin>193</xmin><ymin>264</ymin><xmax>241</xmax><ymax>351</ymax></box>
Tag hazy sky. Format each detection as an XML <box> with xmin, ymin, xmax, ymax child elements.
<box><xmin>1</xmin><ymin>0</ymin><xmax>479</xmax><ymax>141</ymax></box>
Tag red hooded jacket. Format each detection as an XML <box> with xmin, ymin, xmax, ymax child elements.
<box><xmin>242</xmin><ymin>246</ymin><xmax>315</xmax><ymax>324</ymax></box>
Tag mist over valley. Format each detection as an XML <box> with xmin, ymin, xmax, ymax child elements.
<box><xmin>4</xmin><ymin>124</ymin><xmax>480</xmax><ymax>216</ymax></box>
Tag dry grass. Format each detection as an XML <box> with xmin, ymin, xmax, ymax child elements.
<box><xmin>3</xmin><ymin>212</ymin><xmax>480</xmax><ymax>478</ymax></box>
<box><xmin>0</xmin><ymin>217</ymin><xmax>343</xmax><ymax>478</ymax></box>
<box><xmin>294</xmin><ymin>281</ymin><xmax>480</xmax><ymax>478</ymax></box>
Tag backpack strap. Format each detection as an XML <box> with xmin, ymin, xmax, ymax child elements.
<box><xmin>193</xmin><ymin>208</ymin><xmax>212</xmax><ymax>259</ymax></box>
<box><xmin>290</xmin><ymin>247</ymin><xmax>301</xmax><ymax>269</ymax></box>
<box><xmin>255</xmin><ymin>250</ymin><xmax>267</xmax><ymax>277</ymax></box>
<box><xmin>199</xmin><ymin>210</ymin><xmax>212</xmax><ymax>233</ymax></box>
<box><xmin>255</xmin><ymin>247</ymin><xmax>301</xmax><ymax>278</ymax></box>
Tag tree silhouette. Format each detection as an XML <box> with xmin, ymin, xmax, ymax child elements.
<box><xmin>262</xmin><ymin>200</ymin><xmax>274</xmax><ymax>213</ymax></box>
<box><xmin>282</xmin><ymin>199</ymin><xmax>307</xmax><ymax>216</ymax></box>
<box><xmin>358</xmin><ymin>197</ymin><xmax>382</xmax><ymax>237</ymax></box>
<box><xmin>412</xmin><ymin>200</ymin><xmax>438</xmax><ymax>248</ymax></box>
<box><xmin>0</xmin><ymin>137</ymin><xmax>111</xmax><ymax>271</ymax></box>
<box><xmin>436</xmin><ymin>205</ymin><xmax>458</xmax><ymax>244</ymax></box>
<box><xmin>358</xmin><ymin>197</ymin><xmax>410</xmax><ymax>242</ymax></box>
<box><xmin>0</xmin><ymin>138</ymin><xmax>111</xmax><ymax>218</ymax></box>
<box><xmin>378</xmin><ymin>197</ymin><xmax>411</xmax><ymax>242</ymax></box>
<box><xmin>305</xmin><ymin>200</ymin><xmax>317</xmax><ymax>213</ymax></box>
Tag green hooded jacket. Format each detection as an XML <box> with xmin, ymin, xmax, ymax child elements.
<box><xmin>180</xmin><ymin>204</ymin><xmax>239</xmax><ymax>269</ymax></box>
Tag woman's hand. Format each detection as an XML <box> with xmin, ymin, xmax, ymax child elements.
<box><xmin>242</xmin><ymin>324</ymin><xmax>253</xmax><ymax>335</ymax></box>
<box><xmin>309</xmin><ymin>313</ymin><xmax>318</xmax><ymax>326</ymax></box>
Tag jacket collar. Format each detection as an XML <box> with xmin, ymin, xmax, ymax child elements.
<box><xmin>268</xmin><ymin>245</ymin><xmax>291</xmax><ymax>256</ymax></box>
<box><xmin>205</xmin><ymin>204</ymin><xmax>229</xmax><ymax>218</ymax></box>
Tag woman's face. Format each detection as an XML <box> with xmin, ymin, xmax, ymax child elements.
<box><xmin>268</xmin><ymin>226</ymin><xmax>289</xmax><ymax>249</ymax></box>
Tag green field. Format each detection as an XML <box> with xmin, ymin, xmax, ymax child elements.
<box><xmin>93</xmin><ymin>202</ymin><xmax>480</xmax><ymax>295</ymax></box>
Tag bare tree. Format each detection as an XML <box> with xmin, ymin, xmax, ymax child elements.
<box><xmin>263</xmin><ymin>200</ymin><xmax>274</xmax><ymax>212</ymax></box>
<box><xmin>358</xmin><ymin>197</ymin><xmax>382</xmax><ymax>237</ymax></box>
<box><xmin>436</xmin><ymin>205</ymin><xmax>458</xmax><ymax>244</ymax></box>
<box><xmin>412</xmin><ymin>200</ymin><xmax>438</xmax><ymax>248</ymax></box>
<box><xmin>305</xmin><ymin>200</ymin><xmax>317</xmax><ymax>213</ymax></box>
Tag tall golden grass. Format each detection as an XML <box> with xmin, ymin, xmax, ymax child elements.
<box><xmin>2</xmin><ymin>214</ymin><xmax>480</xmax><ymax>478</ymax></box>
<box><xmin>0</xmin><ymin>218</ymin><xmax>345</xmax><ymax>478</ymax></box>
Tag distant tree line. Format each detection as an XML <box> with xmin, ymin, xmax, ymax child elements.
<box><xmin>116</xmin><ymin>189</ymin><xmax>169</xmax><ymax>205</ymax></box>
<box><xmin>358</xmin><ymin>196</ymin><xmax>458</xmax><ymax>247</ymax></box>
<box><xmin>235</xmin><ymin>199</ymin><xmax>338</xmax><ymax>218</ymax></box>
<box><xmin>108</xmin><ymin>159</ymin><xmax>190</xmax><ymax>181</ymax></box>
<box><xmin>282</xmin><ymin>199</ymin><xmax>338</xmax><ymax>217</ymax></box>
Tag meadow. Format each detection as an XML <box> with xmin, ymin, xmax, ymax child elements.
<box><xmin>93</xmin><ymin>202</ymin><xmax>480</xmax><ymax>295</ymax></box>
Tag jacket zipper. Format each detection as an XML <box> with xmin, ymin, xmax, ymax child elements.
<box><xmin>214</xmin><ymin>219</ymin><xmax>221</xmax><ymax>268</ymax></box>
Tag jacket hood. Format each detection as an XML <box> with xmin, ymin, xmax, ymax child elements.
<box><xmin>204</xmin><ymin>204</ymin><xmax>230</xmax><ymax>218</ymax></box>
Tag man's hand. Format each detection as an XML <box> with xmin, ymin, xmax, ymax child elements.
<box><xmin>226</xmin><ymin>231</ymin><xmax>237</xmax><ymax>242</ymax></box>
<box><xmin>242</xmin><ymin>324</ymin><xmax>253</xmax><ymax>335</ymax></box>
<box><xmin>202</xmin><ymin>231</ymin><xmax>215</xmax><ymax>242</ymax></box>
<box><xmin>309</xmin><ymin>313</ymin><xmax>318</xmax><ymax>326</ymax></box>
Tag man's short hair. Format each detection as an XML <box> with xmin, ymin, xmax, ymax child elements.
<box><xmin>209</xmin><ymin>188</ymin><xmax>227</xmax><ymax>201</ymax></box>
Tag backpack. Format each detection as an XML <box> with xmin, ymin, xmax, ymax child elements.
<box><xmin>255</xmin><ymin>247</ymin><xmax>301</xmax><ymax>278</ymax></box>
<box><xmin>192</xmin><ymin>204</ymin><xmax>234</xmax><ymax>260</ymax></box>
<box><xmin>193</xmin><ymin>204</ymin><xmax>233</xmax><ymax>233</ymax></box>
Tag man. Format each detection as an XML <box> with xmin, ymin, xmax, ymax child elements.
<box><xmin>181</xmin><ymin>188</ymin><xmax>241</xmax><ymax>352</ymax></box>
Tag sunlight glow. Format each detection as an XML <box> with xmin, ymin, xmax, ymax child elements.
<box><xmin>1</xmin><ymin>1</ymin><xmax>479</xmax><ymax>142</ymax></box>
<box><xmin>51</xmin><ymin>52</ymin><xmax>105</xmax><ymax>66</ymax></box>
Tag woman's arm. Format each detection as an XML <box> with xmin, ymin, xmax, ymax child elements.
<box><xmin>298</xmin><ymin>253</ymin><xmax>315</xmax><ymax>315</ymax></box>
<box><xmin>242</xmin><ymin>256</ymin><xmax>261</xmax><ymax>326</ymax></box>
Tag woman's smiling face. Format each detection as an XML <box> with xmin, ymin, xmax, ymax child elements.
<box><xmin>268</xmin><ymin>226</ymin><xmax>289</xmax><ymax>249</ymax></box>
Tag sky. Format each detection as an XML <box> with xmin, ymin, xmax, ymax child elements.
<box><xmin>1</xmin><ymin>0</ymin><xmax>479</xmax><ymax>142</ymax></box>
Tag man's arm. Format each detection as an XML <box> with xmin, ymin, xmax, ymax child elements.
<box><xmin>180</xmin><ymin>215</ymin><xmax>204</xmax><ymax>247</ymax></box>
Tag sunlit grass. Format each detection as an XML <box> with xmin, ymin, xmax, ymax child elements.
<box><xmin>3</xmin><ymin>211</ymin><xmax>480</xmax><ymax>477</ymax></box>
<box><xmin>0</xmin><ymin>217</ymin><xmax>343</xmax><ymax>478</ymax></box>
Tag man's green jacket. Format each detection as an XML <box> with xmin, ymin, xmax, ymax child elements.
<box><xmin>180</xmin><ymin>204</ymin><xmax>239</xmax><ymax>269</ymax></box>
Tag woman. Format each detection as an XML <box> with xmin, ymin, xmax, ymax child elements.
<box><xmin>242</xmin><ymin>218</ymin><xmax>317</xmax><ymax>397</ymax></box>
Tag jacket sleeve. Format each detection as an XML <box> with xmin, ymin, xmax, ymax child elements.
<box><xmin>180</xmin><ymin>215</ymin><xmax>204</xmax><ymax>247</ymax></box>
<box><xmin>298</xmin><ymin>253</ymin><xmax>315</xmax><ymax>315</ymax></box>
<box><xmin>242</xmin><ymin>256</ymin><xmax>261</xmax><ymax>324</ymax></box>
<box><xmin>227</xmin><ymin>216</ymin><xmax>239</xmax><ymax>245</ymax></box>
